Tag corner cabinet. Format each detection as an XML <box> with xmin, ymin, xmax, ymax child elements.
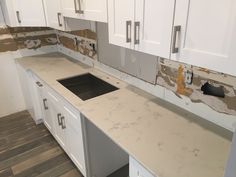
<box><xmin>61</xmin><ymin>0</ymin><xmax>107</xmax><ymax>23</ymax></box>
<box><xmin>1</xmin><ymin>0</ymin><xmax>46</xmax><ymax>27</ymax></box>
<box><xmin>108</xmin><ymin>0</ymin><xmax>175</xmax><ymax>58</ymax></box>
<box><xmin>171</xmin><ymin>0</ymin><xmax>236</xmax><ymax>76</ymax></box>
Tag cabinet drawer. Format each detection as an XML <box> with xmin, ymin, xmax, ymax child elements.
<box><xmin>129</xmin><ymin>157</ymin><xmax>155</xmax><ymax>177</ymax></box>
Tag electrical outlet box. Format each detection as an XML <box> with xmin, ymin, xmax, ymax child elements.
<box><xmin>185</xmin><ymin>70</ymin><xmax>193</xmax><ymax>85</ymax></box>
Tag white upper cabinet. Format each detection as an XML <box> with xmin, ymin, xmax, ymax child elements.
<box><xmin>135</xmin><ymin>0</ymin><xmax>175</xmax><ymax>58</ymax></box>
<box><xmin>1</xmin><ymin>0</ymin><xmax>18</xmax><ymax>26</ymax></box>
<box><xmin>108</xmin><ymin>0</ymin><xmax>175</xmax><ymax>59</ymax></box>
<box><xmin>171</xmin><ymin>0</ymin><xmax>236</xmax><ymax>76</ymax></box>
<box><xmin>61</xmin><ymin>0</ymin><xmax>107</xmax><ymax>23</ymax></box>
<box><xmin>43</xmin><ymin>0</ymin><xmax>65</xmax><ymax>30</ymax></box>
<box><xmin>1</xmin><ymin>0</ymin><xmax>46</xmax><ymax>27</ymax></box>
<box><xmin>108</xmin><ymin>0</ymin><xmax>135</xmax><ymax>49</ymax></box>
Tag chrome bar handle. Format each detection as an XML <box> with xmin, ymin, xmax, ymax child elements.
<box><xmin>172</xmin><ymin>25</ymin><xmax>181</xmax><ymax>53</ymax></box>
<box><xmin>57</xmin><ymin>13</ymin><xmax>63</xmax><ymax>27</ymax></box>
<box><xmin>61</xmin><ymin>116</ymin><xmax>66</xmax><ymax>129</ymax></box>
<box><xmin>134</xmin><ymin>21</ymin><xmax>140</xmax><ymax>45</ymax></box>
<box><xmin>78</xmin><ymin>0</ymin><xmax>84</xmax><ymax>14</ymax></box>
<box><xmin>126</xmin><ymin>21</ymin><xmax>132</xmax><ymax>43</ymax></box>
<box><xmin>16</xmin><ymin>11</ymin><xmax>21</xmax><ymax>23</ymax></box>
<box><xmin>43</xmin><ymin>99</ymin><xmax>48</xmax><ymax>110</ymax></box>
<box><xmin>57</xmin><ymin>113</ymin><xmax>62</xmax><ymax>126</ymax></box>
<box><xmin>74</xmin><ymin>0</ymin><xmax>79</xmax><ymax>13</ymax></box>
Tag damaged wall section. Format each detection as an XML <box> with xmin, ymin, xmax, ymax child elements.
<box><xmin>156</xmin><ymin>58</ymin><xmax>236</xmax><ymax>116</ymax></box>
<box><xmin>0</xmin><ymin>26</ymin><xmax>57</xmax><ymax>52</ymax></box>
<box><xmin>56</xmin><ymin>29</ymin><xmax>97</xmax><ymax>60</ymax></box>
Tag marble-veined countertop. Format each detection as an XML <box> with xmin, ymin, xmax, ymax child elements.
<box><xmin>16</xmin><ymin>53</ymin><xmax>232</xmax><ymax>177</ymax></box>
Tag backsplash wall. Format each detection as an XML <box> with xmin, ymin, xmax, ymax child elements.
<box><xmin>95</xmin><ymin>23</ymin><xmax>236</xmax><ymax>117</ymax></box>
<box><xmin>157</xmin><ymin>58</ymin><xmax>236</xmax><ymax>116</ymax></box>
<box><xmin>0</xmin><ymin>26</ymin><xmax>57</xmax><ymax>52</ymax></box>
<box><xmin>56</xmin><ymin>29</ymin><xmax>97</xmax><ymax>60</ymax></box>
<box><xmin>0</xmin><ymin>18</ymin><xmax>235</xmax><ymax>123</ymax></box>
<box><xmin>57</xmin><ymin>22</ymin><xmax>236</xmax><ymax>118</ymax></box>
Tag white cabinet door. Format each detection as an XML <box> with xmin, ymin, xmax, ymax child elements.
<box><xmin>171</xmin><ymin>0</ymin><xmax>236</xmax><ymax>76</ymax></box>
<box><xmin>63</xmin><ymin>106</ymin><xmax>86</xmax><ymax>176</ymax></box>
<box><xmin>135</xmin><ymin>0</ymin><xmax>175</xmax><ymax>58</ymax></box>
<box><xmin>0</xmin><ymin>0</ymin><xmax>18</xmax><ymax>26</ymax></box>
<box><xmin>27</xmin><ymin>72</ymin><xmax>44</xmax><ymax>124</ymax></box>
<box><xmin>47</xmin><ymin>91</ymin><xmax>67</xmax><ymax>150</ymax></box>
<box><xmin>43</xmin><ymin>0</ymin><xmax>65</xmax><ymax>30</ymax></box>
<box><xmin>61</xmin><ymin>0</ymin><xmax>80</xmax><ymax>19</ymax></box>
<box><xmin>14</xmin><ymin>0</ymin><xmax>46</xmax><ymax>26</ymax></box>
<box><xmin>79</xmin><ymin>0</ymin><xmax>107</xmax><ymax>22</ymax></box>
<box><xmin>108</xmin><ymin>0</ymin><xmax>135</xmax><ymax>49</ymax></box>
<box><xmin>62</xmin><ymin>0</ymin><xmax>107</xmax><ymax>22</ymax></box>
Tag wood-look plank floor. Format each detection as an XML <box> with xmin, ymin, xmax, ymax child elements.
<box><xmin>0</xmin><ymin>111</ymin><xmax>83</xmax><ymax>177</ymax></box>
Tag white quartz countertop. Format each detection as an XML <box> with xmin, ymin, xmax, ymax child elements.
<box><xmin>16</xmin><ymin>53</ymin><xmax>233</xmax><ymax>177</ymax></box>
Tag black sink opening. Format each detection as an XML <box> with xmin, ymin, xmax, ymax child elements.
<box><xmin>58</xmin><ymin>73</ymin><xmax>119</xmax><ymax>101</ymax></box>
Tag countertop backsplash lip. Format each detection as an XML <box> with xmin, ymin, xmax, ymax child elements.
<box><xmin>16</xmin><ymin>53</ymin><xmax>233</xmax><ymax>177</ymax></box>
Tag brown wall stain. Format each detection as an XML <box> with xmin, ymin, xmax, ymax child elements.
<box><xmin>70</xmin><ymin>29</ymin><xmax>96</xmax><ymax>40</ymax></box>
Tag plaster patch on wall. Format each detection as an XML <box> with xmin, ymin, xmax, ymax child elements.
<box><xmin>0</xmin><ymin>26</ymin><xmax>57</xmax><ymax>52</ymax></box>
<box><xmin>156</xmin><ymin>59</ymin><xmax>236</xmax><ymax>116</ymax></box>
<box><xmin>57</xmin><ymin>30</ymin><xmax>97</xmax><ymax>60</ymax></box>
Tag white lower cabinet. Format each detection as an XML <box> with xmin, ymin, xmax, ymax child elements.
<box><xmin>63</xmin><ymin>106</ymin><xmax>86</xmax><ymax>176</ymax></box>
<box><xmin>47</xmin><ymin>94</ymin><xmax>67</xmax><ymax>151</ymax></box>
<box><xmin>26</xmin><ymin>72</ymin><xmax>128</xmax><ymax>177</ymax></box>
<box><xmin>41</xmin><ymin>87</ymin><xmax>87</xmax><ymax>176</ymax></box>
<box><xmin>130</xmin><ymin>157</ymin><xmax>155</xmax><ymax>177</ymax></box>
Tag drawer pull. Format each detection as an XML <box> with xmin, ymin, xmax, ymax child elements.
<box><xmin>36</xmin><ymin>81</ymin><xmax>43</xmax><ymax>87</ymax></box>
<box><xmin>43</xmin><ymin>99</ymin><xmax>48</xmax><ymax>110</ymax></box>
<box><xmin>61</xmin><ymin>116</ymin><xmax>66</xmax><ymax>129</ymax></box>
<box><xmin>57</xmin><ymin>113</ymin><xmax>62</xmax><ymax>126</ymax></box>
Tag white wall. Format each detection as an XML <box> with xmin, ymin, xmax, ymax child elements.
<box><xmin>0</xmin><ymin>6</ymin><xmax>26</xmax><ymax>117</ymax></box>
<box><xmin>0</xmin><ymin>53</ymin><xmax>26</xmax><ymax>117</ymax></box>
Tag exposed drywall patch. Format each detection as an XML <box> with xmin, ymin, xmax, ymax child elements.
<box><xmin>0</xmin><ymin>26</ymin><xmax>57</xmax><ymax>52</ymax></box>
<box><xmin>70</xmin><ymin>29</ymin><xmax>96</xmax><ymax>40</ymax></box>
<box><xmin>156</xmin><ymin>58</ymin><xmax>236</xmax><ymax>116</ymax></box>
<box><xmin>57</xmin><ymin>30</ymin><xmax>97</xmax><ymax>60</ymax></box>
